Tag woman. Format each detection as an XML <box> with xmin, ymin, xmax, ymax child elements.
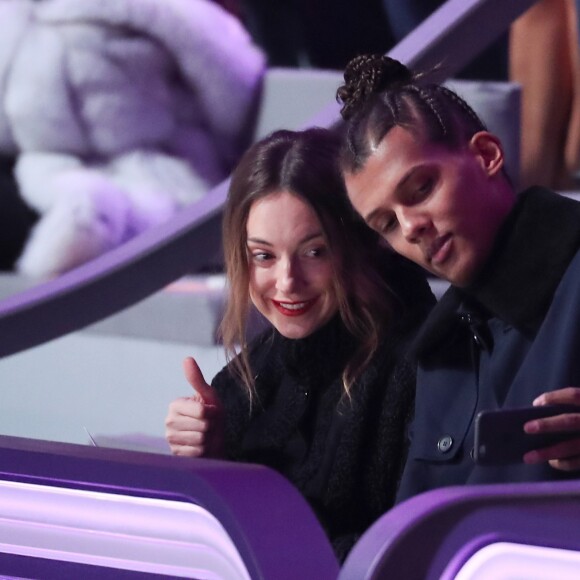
<box><xmin>335</xmin><ymin>53</ymin><xmax>580</xmax><ymax>502</ymax></box>
<box><xmin>165</xmin><ymin>127</ymin><xmax>435</xmax><ymax>560</ymax></box>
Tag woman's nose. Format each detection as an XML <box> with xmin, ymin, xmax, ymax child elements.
<box><xmin>276</xmin><ymin>257</ymin><xmax>302</xmax><ymax>293</ymax></box>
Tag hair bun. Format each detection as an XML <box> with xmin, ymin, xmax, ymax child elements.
<box><xmin>337</xmin><ymin>54</ymin><xmax>413</xmax><ymax>120</ymax></box>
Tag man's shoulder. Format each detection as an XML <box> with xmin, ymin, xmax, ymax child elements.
<box><xmin>556</xmin><ymin>247</ymin><xmax>580</xmax><ymax>294</ymax></box>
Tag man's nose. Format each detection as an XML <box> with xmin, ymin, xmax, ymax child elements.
<box><xmin>399</xmin><ymin>208</ymin><xmax>431</xmax><ymax>242</ymax></box>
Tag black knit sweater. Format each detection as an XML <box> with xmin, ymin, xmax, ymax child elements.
<box><xmin>212</xmin><ymin>257</ymin><xmax>434</xmax><ymax>561</ymax></box>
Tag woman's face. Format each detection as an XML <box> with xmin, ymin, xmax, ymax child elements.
<box><xmin>246</xmin><ymin>191</ymin><xmax>339</xmax><ymax>339</ymax></box>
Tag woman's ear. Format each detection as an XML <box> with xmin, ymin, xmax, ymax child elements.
<box><xmin>468</xmin><ymin>131</ymin><xmax>505</xmax><ymax>177</ymax></box>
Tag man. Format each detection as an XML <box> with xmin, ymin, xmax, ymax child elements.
<box><xmin>337</xmin><ymin>53</ymin><xmax>580</xmax><ymax>500</ymax></box>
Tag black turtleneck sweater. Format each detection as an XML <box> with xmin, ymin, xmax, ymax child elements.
<box><xmin>212</xmin><ymin>257</ymin><xmax>434</xmax><ymax>562</ymax></box>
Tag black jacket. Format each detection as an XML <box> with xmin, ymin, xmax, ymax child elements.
<box><xmin>397</xmin><ymin>187</ymin><xmax>580</xmax><ymax>503</ymax></box>
<box><xmin>212</xmin><ymin>256</ymin><xmax>434</xmax><ymax>561</ymax></box>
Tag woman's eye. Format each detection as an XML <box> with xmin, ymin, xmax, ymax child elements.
<box><xmin>251</xmin><ymin>251</ymin><xmax>273</xmax><ymax>263</ymax></box>
<box><xmin>305</xmin><ymin>246</ymin><xmax>328</xmax><ymax>258</ymax></box>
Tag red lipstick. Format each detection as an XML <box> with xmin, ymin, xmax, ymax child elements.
<box><xmin>272</xmin><ymin>297</ymin><xmax>318</xmax><ymax>317</ymax></box>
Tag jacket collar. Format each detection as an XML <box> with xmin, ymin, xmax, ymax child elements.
<box><xmin>415</xmin><ymin>187</ymin><xmax>580</xmax><ymax>357</ymax></box>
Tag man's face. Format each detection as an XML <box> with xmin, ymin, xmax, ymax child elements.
<box><xmin>344</xmin><ymin>126</ymin><xmax>515</xmax><ymax>287</ymax></box>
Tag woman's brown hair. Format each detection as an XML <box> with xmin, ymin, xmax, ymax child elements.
<box><xmin>219</xmin><ymin>127</ymin><xmax>394</xmax><ymax>401</ymax></box>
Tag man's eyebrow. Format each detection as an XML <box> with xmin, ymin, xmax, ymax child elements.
<box><xmin>365</xmin><ymin>208</ymin><xmax>382</xmax><ymax>224</ymax></box>
<box><xmin>364</xmin><ymin>164</ymin><xmax>431</xmax><ymax>222</ymax></box>
<box><xmin>396</xmin><ymin>165</ymin><xmax>427</xmax><ymax>192</ymax></box>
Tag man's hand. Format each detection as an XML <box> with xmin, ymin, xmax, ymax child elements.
<box><xmin>523</xmin><ymin>387</ymin><xmax>580</xmax><ymax>471</ymax></box>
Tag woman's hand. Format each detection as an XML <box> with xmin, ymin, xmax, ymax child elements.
<box><xmin>523</xmin><ymin>387</ymin><xmax>580</xmax><ymax>471</ymax></box>
<box><xmin>165</xmin><ymin>357</ymin><xmax>225</xmax><ymax>458</ymax></box>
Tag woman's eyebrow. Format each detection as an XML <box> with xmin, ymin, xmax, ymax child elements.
<box><xmin>247</xmin><ymin>237</ymin><xmax>272</xmax><ymax>245</ymax></box>
<box><xmin>247</xmin><ymin>232</ymin><xmax>324</xmax><ymax>246</ymax></box>
<box><xmin>298</xmin><ymin>232</ymin><xmax>324</xmax><ymax>244</ymax></box>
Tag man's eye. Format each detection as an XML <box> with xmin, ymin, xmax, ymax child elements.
<box><xmin>416</xmin><ymin>177</ymin><xmax>434</xmax><ymax>197</ymax></box>
<box><xmin>377</xmin><ymin>218</ymin><xmax>397</xmax><ymax>235</ymax></box>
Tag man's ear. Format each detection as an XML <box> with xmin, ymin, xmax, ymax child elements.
<box><xmin>468</xmin><ymin>131</ymin><xmax>504</xmax><ymax>177</ymax></box>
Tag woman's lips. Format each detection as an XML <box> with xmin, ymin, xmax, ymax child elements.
<box><xmin>272</xmin><ymin>297</ymin><xmax>318</xmax><ymax>317</ymax></box>
<box><xmin>428</xmin><ymin>234</ymin><xmax>452</xmax><ymax>266</ymax></box>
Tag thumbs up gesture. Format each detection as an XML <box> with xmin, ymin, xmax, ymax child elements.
<box><xmin>165</xmin><ymin>357</ymin><xmax>225</xmax><ymax>458</ymax></box>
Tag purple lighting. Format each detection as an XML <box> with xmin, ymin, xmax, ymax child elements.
<box><xmin>0</xmin><ymin>480</ymin><xmax>250</xmax><ymax>578</ymax></box>
<box><xmin>452</xmin><ymin>542</ymin><xmax>580</xmax><ymax>580</ymax></box>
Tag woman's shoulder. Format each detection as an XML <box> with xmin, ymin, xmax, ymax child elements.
<box><xmin>384</xmin><ymin>251</ymin><xmax>435</xmax><ymax>304</ymax></box>
<box><xmin>211</xmin><ymin>327</ymin><xmax>277</xmax><ymax>389</ymax></box>
<box><xmin>364</xmin><ymin>329</ymin><xmax>417</xmax><ymax>385</ymax></box>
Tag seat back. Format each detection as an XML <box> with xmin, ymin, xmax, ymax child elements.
<box><xmin>0</xmin><ymin>435</ymin><xmax>339</xmax><ymax>579</ymax></box>
<box><xmin>340</xmin><ymin>480</ymin><xmax>580</xmax><ymax>580</ymax></box>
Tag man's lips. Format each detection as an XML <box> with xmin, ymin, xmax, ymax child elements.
<box><xmin>426</xmin><ymin>233</ymin><xmax>452</xmax><ymax>265</ymax></box>
<box><xmin>272</xmin><ymin>297</ymin><xmax>318</xmax><ymax>317</ymax></box>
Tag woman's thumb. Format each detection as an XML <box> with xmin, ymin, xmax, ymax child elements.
<box><xmin>183</xmin><ymin>356</ymin><xmax>219</xmax><ymax>405</ymax></box>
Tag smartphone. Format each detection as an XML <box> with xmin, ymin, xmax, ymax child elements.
<box><xmin>474</xmin><ymin>404</ymin><xmax>580</xmax><ymax>465</ymax></box>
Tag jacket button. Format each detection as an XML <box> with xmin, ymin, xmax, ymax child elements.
<box><xmin>437</xmin><ymin>435</ymin><xmax>453</xmax><ymax>453</ymax></box>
